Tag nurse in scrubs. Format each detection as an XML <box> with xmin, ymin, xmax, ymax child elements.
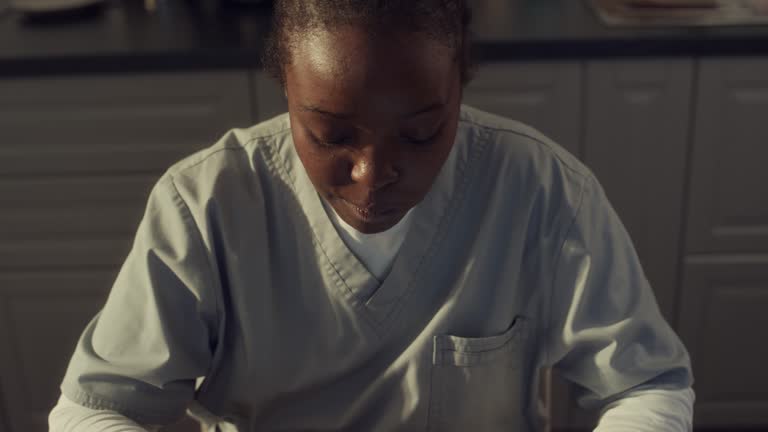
<box><xmin>50</xmin><ymin>0</ymin><xmax>695</xmax><ymax>431</ymax></box>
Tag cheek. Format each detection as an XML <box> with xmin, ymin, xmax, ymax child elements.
<box><xmin>295</xmin><ymin>143</ymin><xmax>349</xmax><ymax>188</ymax></box>
<box><xmin>396</xmin><ymin>151</ymin><xmax>444</xmax><ymax>196</ymax></box>
<box><xmin>407</xmin><ymin>135</ymin><xmax>457</xmax><ymax>191</ymax></box>
<box><xmin>420</xmin><ymin>128</ymin><xmax>458</xmax><ymax>174</ymax></box>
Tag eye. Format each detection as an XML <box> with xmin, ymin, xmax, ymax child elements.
<box><xmin>308</xmin><ymin>131</ymin><xmax>352</xmax><ymax>148</ymax></box>
<box><xmin>402</xmin><ymin>124</ymin><xmax>443</xmax><ymax>146</ymax></box>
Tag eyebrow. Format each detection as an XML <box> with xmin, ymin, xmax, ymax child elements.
<box><xmin>403</xmin><ymin>102</ymin><xmax>444</xmax><ymax>118</ymax></box>
<box><xmin>299</xmin><ymin>102</ymin><xmax>444</xmax><ymax>120</ymax></box>
<box><xmin>299</xmin><ymin>105</ymin><xmax>353</xmax><ymax>119</ymax></box>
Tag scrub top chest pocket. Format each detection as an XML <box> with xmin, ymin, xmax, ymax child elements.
<box><xmin>428</xmin><ymin>315</ymin><xmax>531</xmax><ymax>431</ymax></box>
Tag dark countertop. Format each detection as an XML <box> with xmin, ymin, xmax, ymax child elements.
<box><xmin>2</xmin><ymin>0</ymin><xmax>768</xmax><ymax>77</ymax></box>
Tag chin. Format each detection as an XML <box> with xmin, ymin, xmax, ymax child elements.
<box><xmin>333</xmin><ymin>200</ymin><xmax>410</xmax><ymax>234</ymax></box>
<box><xmin>353</xmin><ymin>220</ymin><xmax>398</xmax><ymax>234</ymax></box>
<box><xmin>343</xmin><ymin>210</ymin><xmax>407</xmax><ymax>234</ymax></box>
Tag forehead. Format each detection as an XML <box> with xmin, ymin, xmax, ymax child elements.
<box><xmin>285</xmin><ymin>26</ymin><xmax>456</xmax><ymax>118</ymax></box>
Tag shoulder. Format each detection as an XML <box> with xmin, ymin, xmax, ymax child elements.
<box><xmin>155</xmin><ymin>113</ymin><xmax>292</xmax><ymax>204</ymax></box>
<box><xmin>165</xmin><ymin>113</ymin><xmax>291</xmax><ymax>180</ymax></box>
<box><xmin>458</xmin><ymin>105</ymin><xmax>596</xmax><ymax>214</ymax></box>
<box><xmin>458</xmin><ymin>104</ymin><xmax>591</xmax><ymax>183</ymax></box>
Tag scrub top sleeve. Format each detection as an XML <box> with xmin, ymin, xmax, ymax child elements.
<box><xmin>545</xmin><ymin>174</ymin><xmax>693</xmax><ymax>410</ymax></box>
<box><xmin>59</xmin><ymin>174</ymin><xmax>219</xmax><ymax>426</ymax></box>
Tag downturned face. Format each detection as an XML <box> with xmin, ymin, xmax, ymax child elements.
<box><xmin>285</xmin><ymin>26</ymin><xmax>462</xmax><ymax>233</ymax></box>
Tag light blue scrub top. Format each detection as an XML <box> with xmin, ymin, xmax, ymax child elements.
<box><xmin>60</xmin><ymin>105</ymin><xmax>693</xmax><ymax>431</ymax></box>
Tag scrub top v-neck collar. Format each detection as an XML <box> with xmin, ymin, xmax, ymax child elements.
<box><xmin>320</xmin><ymin>194</ymin><xmax>416</xmax><ymax>282</ymax></box>
<box><xmin>269</xmin><ymin>117</ymin><xmax>483</xmax><ymax>330</ymax></box>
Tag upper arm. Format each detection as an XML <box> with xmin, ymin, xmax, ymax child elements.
<box><xmin>59</xmin><ymin>175</ymin><xmax>219</xmax><ymax>426</ymax></box>
<box><xmin>545</xmin><ymin>174</ymin><xmax>693</xmax><ymax>409</ymax></box>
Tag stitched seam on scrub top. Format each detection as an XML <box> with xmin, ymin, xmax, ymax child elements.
<box><xmin>462</xmin><ymin>118</ymin><xmax>593</xmax><ymax>368</ymax></box>
<box><xmin>543</xmin><ymin>173</ymin><xmax>587</xmax><ymax>367</ymax></box>
<box><xmin>460</xmin><ymin>120</ymin><xmax>589</xmax><ymax>183</ymax></box>
<box><xmin>165</xmin><ymin>175</ymin><xmax>223</xmax><ymax>396</ymax></box>
<box><xmin>381</xmin><ymin>122</ymin><xmax>490</xmax><ymax>326</ymax></box>
<box><xmin>259</xmin><ymin>139</ymin><xmax>359</xmax><ymax>301</ymax></box>
<box><xmin>377</xmin><ymin>122</ymin><xmax>493</xmax><ymax>333</ymax></box>
<box><xmin>258</xmin><ymin>138</ymin><xmax>382</xmax><ymax>335</ymax></box>
<box><xmin>169</xmin><ymin>129</ymin><xmax>290</xmax><ymax>177</ymax></box>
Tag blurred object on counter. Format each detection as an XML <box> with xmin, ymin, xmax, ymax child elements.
<box><xmin>220</xmin><ymin>0</ymin><xmax>270</xmax><ymax>6</ymax></box>
<box><xmin>625</xmin><ymin>0</ymin><xmax>719</xmax><ymax>7</ymax></box>
<box><xmin>591</xmin><ymin>0</ymin><xmax>768</xmax><ymax>26</ymax></box>
<box><xmin>9</xmin><ymin>0</ymin><xmax>104</xmax><ymax>14</ymax></box>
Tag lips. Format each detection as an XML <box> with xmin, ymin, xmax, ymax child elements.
<box><xmin>345</xmin><ymin>200</ymin><xmax>389</xmax><ymax>212</ymax></box>
<box><xmin>340</xmin><ymin>198</ymin><xmax>401</xmax><ymax>223</ymax></box>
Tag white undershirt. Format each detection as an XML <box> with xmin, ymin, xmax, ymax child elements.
<box><xmin>48</xmin><ymin>394</ymin><xmax>160</xmax><ymax>432</ymax></box>
<box><xmin>320</xmin><ymin>196</ymin><xmax>415</xmax><ymax>281</ymax></box>
<box><xmin>595</xmin><ymin>387</ymin><xmax>695</xmax><ymax>431</ymax></box>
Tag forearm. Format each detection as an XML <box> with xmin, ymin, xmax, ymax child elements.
<box><xmin>49</xmin><ymin>393</ymin><xmax>162</xmax><ymax>432</ymax></box>
<box><xmin>594</xmin><ymin>387</ymin><xmax>695</xmax><ymax>432</ymax></box>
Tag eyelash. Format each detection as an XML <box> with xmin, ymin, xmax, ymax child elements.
<box><xmin>310</xmin><ymin>127</ymin><xmax>442</xmax><ymax>148</ymax></box>
<box><xmin>406</xmin><ymin>128</ymin><xmax>442</xmax><ymax>146</ymax></box>
<box><xmin>312</xmin><ymin>136</ymin><xmax>349</xmax><ymax>148</ymax></box>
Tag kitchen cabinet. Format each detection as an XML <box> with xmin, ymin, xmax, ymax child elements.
<box><xmin>0</xmin><ymin>71</ymin><xmax>252</xmax><ymax>271</ymax></box>
<box><xmin>0</xmin><ymin>71</ymin><xmax>251</xmax><ymax>177</ymax></box>
<box><xmin>462</xmin><ymin>61</ymin><xmax>583</xmax><ymax>158</ymax></box>
<box><xmin>678</xmin><ymin>256</ymin><xmax>768</xmax><ymax>428</ymax></box>
<box><xmin>0</xmin><ymin>385</ymin><xmax>7</xmax><ymax>432</ymax></box>
<box><xmin>686</xmin><ymin>58</ymin><xmax>768</xmax><ymax>254</ymax></box>
<box><xmin>0</xmin><ymin>70</ymin><xmax>251</xmax><ymax>432</ymax></box>
<box><xmin>581</xmin><ymin>58</ymin><xmax>694</xmax><ymax>324</ymax></box>
<box><xmin>0</xmin><ymin>274</ymin><xmax>110</xmax><ymax>431</ymax></box>
<box><xmin>676</xmin><ymin>57</ymin><xmax>768</xmax><ymax>430</ymax></box>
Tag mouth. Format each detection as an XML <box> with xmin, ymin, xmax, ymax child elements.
<box><xmin>339</xmin><ymin>199</ymin><xmax>402</xmax><ymax>223</ymax></box>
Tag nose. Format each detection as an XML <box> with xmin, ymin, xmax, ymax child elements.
<box><xmin>349</xmin><ymin>144</ymin><xmax>399</xmax><ymax>191</ymax></box>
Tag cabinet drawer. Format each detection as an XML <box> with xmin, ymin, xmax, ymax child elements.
<box><xmin>0</xmin><ymin>71</ymin><xmax>251</xmax><ymax>176</ymax></box>
<box><xmin>0</xmin><ymin>174</ymin><xmax>157</xmax><ymax>239</ymax></box>
<box><xmin>0</xmin><ymin>174</ymin><xmax>159</xmax><ymax>270</ymax></box>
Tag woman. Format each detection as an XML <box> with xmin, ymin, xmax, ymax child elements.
<box><xmin>49</xmin><ymin>0</ymin><xmax>694</xmax><ymax>431</ymax></box>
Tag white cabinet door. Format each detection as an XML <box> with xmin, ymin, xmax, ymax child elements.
<box><xmin>678</xmin><ymin>256</ymin><xmax>768</xmax><ymax>428</ymax></box>
<box><xmin>0</xmin><ymin>275</ymin><xmax>110</xmax><ymax>432</ymax></box>
<box><xmin>0</xmin><ymin>70</ymin><xmax>252</xmax><ymax>432</ymax></box>
<box><xmin>0</xmin><ymin>384</ymin><xmax>8</xmax><ymax>432</ymax></box>
<box><xmin>686</xmin><ymin>58</ymin><xmax>768</xmax><ymax>254</ymax></box>
<box><xmin>462</xmin><ymin>61</ymin><xmax>582</xmax><ymax>158</ymax></box>
<box><xmin>679</xmin><ymin>57</ymin><xmax>768</xmax><ymax>429</ymax></box>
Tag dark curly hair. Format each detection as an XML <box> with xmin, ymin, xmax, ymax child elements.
<box><xmin>261</xmin><ymin>0</ymin><xmax>475</xmax><ymax>89</ymax></box>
